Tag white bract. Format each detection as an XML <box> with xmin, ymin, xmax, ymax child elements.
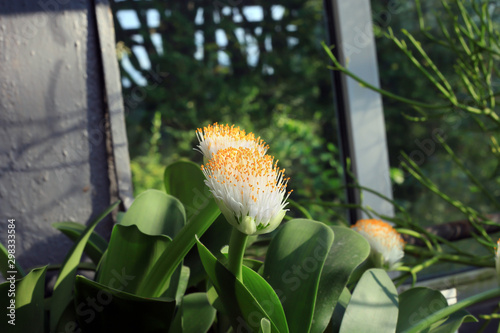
<box><xmin>352</xmin><ymin>219</ymin><xmax>405</xmax><ymax>270</ymax></box>
<box><xmin>201</xmin><ymin>147</ymin><xmax>291</xmax><ymax>235</ymax></box>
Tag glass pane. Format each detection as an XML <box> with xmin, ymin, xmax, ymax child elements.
<box><xmin>111</xmin><ymin>0</ymin><xmax>347</xmax><ymax>223</ymax></box>
<box><xmin>372</xmin><ymin>0</ymin><xmax>500</xmax><ymax>226</ymax></box>
<box><xmin>371</xmin><ymin>0</ymin><xmax>500</xmax><ymax>279</ymax></box>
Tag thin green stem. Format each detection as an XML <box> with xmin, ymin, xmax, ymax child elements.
<box><xmin>405</xmin><ymin>245</ymin><xmax>493</xmax><ymax>268</ymax></box>
<box><xmin>321</xmin><ymin>42</ymin><xmax>452</xmax><ymax>110</ymax></box>
<box><xmin>436</xmin><ymin>135</ymin><xmax>500</xmax><ymax>211</ymax></box>
<box><xmin>478</xmin><ymin>304</ymin><xmax>500</xmax><ymax>333</ymax></box>
<box><xmin>228</xmin><ymin>227</ymin><xmax>249</xmax><ymax>281</ymax></box>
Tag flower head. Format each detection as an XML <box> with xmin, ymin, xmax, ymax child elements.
<box><xmin>351</xmin><ymin>219</ymin><xmax>405</xmax><ymax>270</ymax></box>
<box><xmin>196</xmin><ymin>123</ymin><xmax>268</xmax><ymax>162</ymax></box>
<box><xmin>201</xmin><ymin>147</ymin><xmax>291</xmax><ymax>235</ymax></box>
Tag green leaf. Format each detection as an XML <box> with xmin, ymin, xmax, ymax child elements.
<box><xmin>339</xmin><ymin>268</ymin><xmax>399</xmax><ymax>333</ymax></box>
<box><xmin>164</xmin><ymin>160</ymin><xmax>219</xmax><ymax>224</ymax></box>
<box><xmin>0</xmin><ymin>266</ymin><xmax>47</xmax><ymax>333</ymax></box>
<box><xmin>54</xmin><ymin>300</ymin><xmax>79</xmax><ymax>333</ymax></box>
<box><xmin>263</xmin><ymin>219</ymin><xmax>334</xmax><ymax>333</ymax></box>
<box><xmin>399</xmin><ymin>286</ymin><xmax>500</xmax><ymax>333</ymax></box>
<box><xmin>427</xmin><ymin>310</ymin><xmax>476</xmax><ymax>333</ymax></box>
<box><xmin>330</xmin><ymin>288</ymin><xmax>351</xmax><ymax>332</ymax></box>
<box><xmin>169</xmin><ymin>292</ymin><xmax>216</xmax><ymax>333</ymax></box>
<box><xmin>52</xmin><ymin>221</ymin><xmax>108</xmax><ymax>265</ymax></box>
<box><xmin>165</xmin><ymin>160</ymin><xmax>226</xmax><ymax>286</ymax></box>
<box><xmin>397</xmin><ymin>287</ymin><xmax>449</xmax><ymax>332</ymax></box>
<box><xmin>310</xmin><ymin>225</ymin><xmax>370</xmax><ymax>333</ymax></box>
<box><xmin>50</xmin><ymin>201</ymin><xmax>119</xmax><ymax>332</ymax></box>
<box><xmin>244</xmin><ymin>258</ymin><xmax>264</xmax><ymax>273</ymax></box>
<box><xmin>134</xmin><ymin>162</ymin><xmax>221</xmax><ymax>297</ymax></box>
<box><xmin>197</xmin><ymin>238</ymin><xmax>288</xmax><ymax>333</ymax></box>
<box><xmin>175</xmin><ymin>266</ymin><xmax>191</xmax><ymax>305</ymax></box>
<box><xmin>242</xmin><ymin>265</ymin><xmax>289</xmax><ymax>333</ymax></box>
<box><xmin>136</xmin><ymin>209</ymin><xmax>220</xmax><ymax>298</ymax></box>
<box><xmin>120</xmin><ymin>189</ymin><xmax>186</xmax><ymax>237</ymax></box>
<box><xmin>340</xmin><ymin>269</ymin><xmax>398</xmax><ymax>333</ymax></box>
<box><xmin>206</xmin><ymin>285</ymin><xmax>227</xmax><ymax>315</ymax></box>
<box><xmin>74</xmin><ymin>275</ymin><xmax>175</xmax><ymax>333</ymax></box>
<box><xmin>184</xmin><ymin>214</ymin><xmax>232</xmax><ymax>287</ymax></box>
<box><xmin>0</xmin><ymin>241</ymin><xmax>25</xmax><ymax>280</ymax></box>
<box><xmin>97</xmin><ymin>224</ymin><xmax>181</xmax><ymax>298</ymax></box>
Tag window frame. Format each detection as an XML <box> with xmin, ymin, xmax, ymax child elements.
<box><xmin>324</xmin><ymin>0</ymin><xmax>394</xmax><ymax>223</ymax></box>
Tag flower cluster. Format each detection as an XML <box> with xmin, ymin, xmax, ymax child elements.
<box><xmin>196</xmin><ymin>123</ymin><xmax>291</xmax><ymax>235</ymax></box>
<box><xmin>351</xmin><ymin>219</ymin><xmax>405</xmax><ymax>269</ymax></box>
<box><xmin>195</xmin><ymin>123</ymin><xmax>268</xmax><ymax>163</ymax></box>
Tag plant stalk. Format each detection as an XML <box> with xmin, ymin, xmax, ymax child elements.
<box><xmin>227</xmin><ymin>227</ymin><xmax>249</xmax><ymax>281</ymax></box>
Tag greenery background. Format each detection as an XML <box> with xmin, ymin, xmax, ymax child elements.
<box><xmin>110</xmin><ymin>0</ymin><xmax>500</xmax><ymax>229</ymax></box>
<box><xmin>111</xmin><ymin>0</ymin><xmax>345</xmax><ymax>223</ymax></box>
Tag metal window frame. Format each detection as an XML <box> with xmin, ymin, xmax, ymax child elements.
<box><xmin>323</xmin><ymin>0</ymin><xmax>394</xmax><ymax>223</ymax></box>
<box><xmin>95</xmin><ymin>0</ymin><xmax>134</xmax><ymax>210</ymax></box>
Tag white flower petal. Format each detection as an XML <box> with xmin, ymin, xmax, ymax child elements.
<box><xmin>201</xmin><ymin>147</ymin><xmax>291</xmax><ymax>235</ymax></box>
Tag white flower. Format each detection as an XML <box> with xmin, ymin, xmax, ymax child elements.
<box><xmin>351</xmin><ymin>219</ymin><xmax>405</xmax><ymax>270</ymax></box>
<box><xmin>201</xmin><ymin>147</ymin><xmax>291</xmax><ymax>235</ymax></box>
<box><xmin>195</xmin><ymin>123</ymin><xmax>268</xmax><ymax>162</ymax></box>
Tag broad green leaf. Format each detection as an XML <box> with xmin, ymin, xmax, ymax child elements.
<box><xmin>310</xmin><ymin>225</ymin><xmax>370</xmax><ymax>333</ymax></box>
<box><xmin>97</xmin><ymin>224</ymin><xmax>180</xmax><ymax>298</ymax></box>
<box><xmin>206</xmin><ymin>285</ymin><xmax>227</xmax><ymax>315</ymax></box>
<box><xmin>169</xmin><ymin>292</ymin><xmax>216</xmax><ymax>333</ymax></box>
<box><xmin>184</xmin><ymin>214</ymin><xmax>232</xmax><ymax>287</ymax></box>
<box><xmin>197</xmin><ymin>238</ymin><xmax>288</xmax><ymax>333</ymax></box>
<box><xmin>0</xmin><ymin>241</ymin><xmax>25</xmax><ymax>280</ymax></box>
<box><xmin>263</xmin><ymin>219</ymin><xmax>334</xmax><ymax>333</ymax></box>
<box><xmin>50</xmin><ymin>201</ymin><xmax>119</xmax><ymax>332</ymax></box>
<box><xmin>244</xmin><ymin>258</ymin><xmax>264</xmax><ymax>273</ymax></box>
<box><xmin>164</xmin><ymin>160</ymin><xmax>219</xmax><ymax>225</ymax></box>
<box><xmin>339</xmin><ymin>268</ymin><xmax>399</xmax><ymax>333</ymax></box>
<box><xmin>74</xmin><ymin>275</ymin><xmax>175</xmax><ymax>333</ymax></box>
<box><xmin>397</xmin><ymin>287</ymin><xmax>449</xmax><ymax>332</ymax></box>
<box><xmin>0</xmin><ymin>266</ymin><xmax>46</xmax><ymax>333</ymax></box>
<box><xmin>175</xmin><ymin>266</ymin><xmax>191</xmax><ymax>305</ymax></box>
<box><xmin>242</xmin><ymin>265</ymin><xmax>289</xmax><ymax>333</ymax></box>
<box><xmin>54</xmin><ymin>300</ymin><xmax>79</xmax><ymax>333</ymax></box>
<box><xmin>427</xmin><ymin>309</ymin><xmax>476</xmax><ymax>333</ymax></box>
<box><xmin>120</xmin><ymin>189</ymin><xmax>186</xmax><ymax>237</ymax></box>
<box><xmin>136</xmin><ymin>205</ymin><xmax>220</xmax><ymax>297</ymax></box>
<box><xmin>402</xmin><ymin>287</ymin><xmax>500</xmax><ymax>333</ymax></box>
<box><xmin>135</xmin><ymin>163</ymin><xmax>221</xmax><ymax>297</ymax></box>
<box><xmin>330</xmin><ymin>288</ymin><xmax>351</xmax><ymax>332</ymax></box>
<box><xmin>53</xmin><ymin>221</ymin><xmax>108</xmax><ymax>265</ymax></box>
<box><xmin>165</xmin><ymin>160</ymin><xmax>226</xmax><ymax>286</ymax></box>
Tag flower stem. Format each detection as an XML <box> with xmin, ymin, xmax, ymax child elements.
<box><xmin>227</xmin><ymin>227</ymin><xmax>249</xmax><ymax>281</ymax></box>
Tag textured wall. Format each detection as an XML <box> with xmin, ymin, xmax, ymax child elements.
<box><xmin>0</xmin><ymin>0</ymin><xmax>127</xmax><ymax>271</ymax></box>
